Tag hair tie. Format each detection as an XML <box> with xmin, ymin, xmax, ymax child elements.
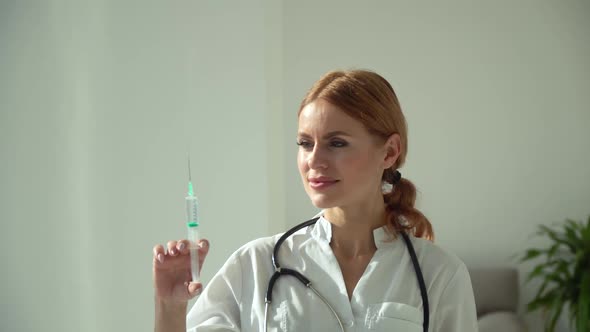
<box><xmin>384</xmin><ymin>169</ymin><xmax>402</xmax><ymax>185</ymax></box>
<box><xmin>392</xmin><ymin>170</ymin><xmax>401</xmax><ymax>185</ymax></box>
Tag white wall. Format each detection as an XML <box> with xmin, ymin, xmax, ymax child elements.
<box><xmin>1</xmin><ymin>1</ymin><xmax>276</xmax><ymax>331</ymax></box>
<box><xmin>1</xmin><ymin>1</ymin><xmax>588</xmax><ymax>332</ymax></box>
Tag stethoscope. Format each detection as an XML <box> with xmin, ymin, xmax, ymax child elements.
<box><xmin>263</xmin><ymin>217</ymin><xmax>429</xmax><ymax>332</ymax></box>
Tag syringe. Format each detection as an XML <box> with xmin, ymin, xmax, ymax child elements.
<box><xmin>186</xmin><ymin>155</ymin><xmax>200</xmax><ymax>283</ymax></box>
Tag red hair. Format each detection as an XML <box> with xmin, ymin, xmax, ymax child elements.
<box><xmin>298</xmin><ymin>70</ymin><xmax>434</xmax><ymax>241</ymax></box>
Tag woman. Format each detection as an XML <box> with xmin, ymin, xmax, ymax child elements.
<box><xmin>153</xmin><ymin>70</ymin><xmax>478</xmax><ymax>331</ymax></box>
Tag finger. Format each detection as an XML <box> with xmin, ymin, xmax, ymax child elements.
<box><xmin>176</xmin><ymin>239</ymin><xmax>190</xmax><ymax>254</ymax></box>
<box><xmin>167</xmin><ymin>240</ymin><xmax>179</xmax><ymax>256</ymax></box>
<box><xmin>186</xmin><ymin>281</ymin><xmax>202</xmax><ymax>299</ymax></box>
<box><xmin>197</xmin><ymin>239</ymin><xmax>210</xmax><ymax>271</ymax></box>
<box><xmin>153</xmin><ymin>244</ymin><xmax>165</xmax><ymax>264</ymax></box>
<box><xmin>198</xmin><ymin>239</ymin><xmax>210</xmax><ymax>255</ymax></box>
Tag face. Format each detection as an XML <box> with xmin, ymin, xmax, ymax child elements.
<box><xmin>297</xmin><ymin>100</ymin><xmax>400</xmax><ymax>209</ymax></box>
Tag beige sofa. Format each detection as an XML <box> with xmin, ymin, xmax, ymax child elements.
<box><xmin>468</xmin><ymin>268</ymin><xmax>528</xmax><ymax>332</ymax></box>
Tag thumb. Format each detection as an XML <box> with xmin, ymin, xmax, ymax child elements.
<box><xmin>188</xmin><ymin>282</ymin><xmax>202</xmax><ymax>298</ymax></box>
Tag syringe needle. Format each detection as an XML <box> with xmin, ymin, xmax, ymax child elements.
<box><xmin>188</xmin><ymin>154</ymin><xmax>192</xmax><ymax>182</ymax></box>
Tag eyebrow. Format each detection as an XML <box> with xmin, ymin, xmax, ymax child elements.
<box><xmin>297</xmin><ymin>131</ymin><xmax>352</xmax><ymax>139</ymax></box>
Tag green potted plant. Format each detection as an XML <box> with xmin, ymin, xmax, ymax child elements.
<box><xmin>519</xmin><ymin>216</ymin><xmax>590</xmax><ymax>331</ymax></box>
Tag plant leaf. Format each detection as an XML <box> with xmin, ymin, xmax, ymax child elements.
<box><xmin>582</xmin><ymin>215</ymin><xmax>590</xmax><ymax>243</ymax></box>
<box><xmin>568</xmin><ymin>301</ymin><xmax>577</xmax><ymax>329</ymax></box>
<box><xmin>534</xmin><ymin>277</ymin><xmax>552</xmax><ymax>304</ymax></box>
<box><xmin>564</xmin><ymin>220</ymin><xmax>583</xmax><ymax>248</ymax></box>
<box><xmin>520</xmin><ymin>248</ymin><xmax>543</xmax><ymax>262</ymax></box>
<box><xmin>547</xmin><ymin>243</ymin><xmax>560</xmax><ymax>260</ymax></box>
<box><xmin>526</xmin><ymin>264</ymin><xmax>546</xmax><ymax>284</ymax></box>
<box><xmin>528</xmin><ymin>288</ymin><xmax>559</xmax><ymax>312</ymax></box>
<box><xmin>566</xmin><ymin>218</ymin><xmax>583</xmax><ymax>232</ymax></box>
<box><xmin>520</xmin><ymin>217</ymin><xmax>590</xmax><ymax>330</ymax></box>
<box><xmin>548</xmin><ymin>292</ymin><xmax>565</xmax><ymax>332</ymax></box>
<box><xmin>539</xmin><ymin>224</ymin><xmax>577</xmax><ymax>253</ymax></box>
<box><xmin>577</xmin><ymin>270</ymin><xmax>590</xmax><ymax>332</ymax></box>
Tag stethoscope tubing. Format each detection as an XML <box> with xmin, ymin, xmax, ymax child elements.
<box><xmin>264</xmin><ymin>217</ymin><xmax>429</xmax><ymax>332</ymax></box>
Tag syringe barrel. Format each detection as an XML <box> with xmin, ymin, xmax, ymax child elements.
<box><xmin>187</xmin><ymin>224</ymin><xmax>200</xmax><ymax>246</ymax></box>
<box><xmin>187</xmin><ymin>224</ymin><xmax>200</xmax><ymax>282</ymax></box>
<box><xmin>186</xmin><ymin>196</ymin><xmax>200</xmax><ymax>282</ymax></box>
<box><xmin>186</xmin><ymin>196</ymin><xmax>199</xmax><ymax>226</ymax></box>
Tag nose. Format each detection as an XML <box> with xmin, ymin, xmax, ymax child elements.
<box><xmin>307</xmin><ymin>145</ymin><xmax>328</xmax><ymax>170</ymax></box>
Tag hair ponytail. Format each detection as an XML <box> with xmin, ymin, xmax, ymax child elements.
<box><xmin>383</xmin><ymin>169</ymin><xmax>434</xmax><ymax>241</ymax></box>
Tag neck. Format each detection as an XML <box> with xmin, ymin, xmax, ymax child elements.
<box><xmin>324</xmin><ymin>196</ymin><xmax>387</xmax><ymax>258</ymax></box>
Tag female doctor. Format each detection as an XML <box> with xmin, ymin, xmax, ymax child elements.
<box><xmin>153</xmin><ymin>70</ymin><xmax>479</xmax><ymax>331</ymax></box>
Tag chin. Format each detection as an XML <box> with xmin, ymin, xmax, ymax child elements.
<box><xmin>308</xmin><ymin>193</ymin><xmax>340</xmax><ymax>209</ymax></box>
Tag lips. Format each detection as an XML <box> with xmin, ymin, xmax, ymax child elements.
<box><xmin>308</xmin><ymin>177</ymin><xmax>339</xmax><ymax>190</ymax></box>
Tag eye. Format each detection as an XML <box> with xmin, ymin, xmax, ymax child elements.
<box><xmin>296</xmin><ymin>140</ymin><xmax>313</xmax><ymax>149</ymax></box>
<box><xmin>330</xmin><ymin>140</ymin><xmax>348</xmax><ymax>148</ymax></box>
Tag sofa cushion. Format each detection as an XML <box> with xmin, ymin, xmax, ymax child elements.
<box><xmin>468</xmin><ymin>268</ymin><xmax>519</xmax><ymax>317</ymax></box>
<box><xmin>478</xmin><ymin>311</ymin><xmax>527</xmax><ymax>332</ymax></box>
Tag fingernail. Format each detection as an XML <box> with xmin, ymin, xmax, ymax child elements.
<box><xmin>157</xmin><ymin>253</ymin><xmax>164</xmax><ymax>263</ymax></box>
<box><xmin>178</xmin><ymin>242</ymin><xmax>185</xmax><ymax>250</ymax></box>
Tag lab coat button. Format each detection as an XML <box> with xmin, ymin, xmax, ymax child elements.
<box><xmin>344</xmin><ymin>320</ymin><xmax>354</xmax><ymax>327</ymax></box>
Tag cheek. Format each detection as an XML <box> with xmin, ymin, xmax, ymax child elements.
<box><xmin>340</xmin><ymin>149</ymin><xmax>368</xmax><ymax>167</ymax></box>
<box><xmin>340</xmin><ymin>150</ymin><xmax>379</xmax><ymax>179</ymax></box>
<box><xmin>297</xmin><ymin>151</ymin><xmax>307</xmax><ymax>173</ymax></box>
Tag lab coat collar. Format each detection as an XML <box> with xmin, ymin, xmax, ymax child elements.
<box><xmin>311</xmin><ymin>212</ymin><xmax>395</xmax><ymax>249</ymax></box>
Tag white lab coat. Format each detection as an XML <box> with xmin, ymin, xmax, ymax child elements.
<box><xmin>187</xmin><ymin>215</ymin><xmax>478</xmax><ymax>331</ymax></box>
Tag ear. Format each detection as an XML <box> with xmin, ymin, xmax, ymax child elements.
<box><xmin>383</xmin><ymin>133</ymin><xmax>401</xmax><ymax>169</ymax></box>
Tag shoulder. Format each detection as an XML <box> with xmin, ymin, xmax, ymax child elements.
<box><xmin>223</xmin><ymin>224</ymin><xmax>315</xmax><ymax>273</ymax></box>
<box><xmin>231</xmin><ymin>234</ymin><xmax>279</xmax><ymax>259</ymax></box>
<box><xmin>410</xmin><ymin>236</ymin><xmax>464</xmax><ymax>270</ymax></box>
<box><xmin>406</xmin><ymin>239</ymin><xmax>478</xmax><ymax>327</ymax></box>
<box><xmin>230</xmin><ymin>222</ymin><xmax>315</xmax><ymax>259</ymax></box>
<box><xmin>406</xmin><ymin>236</ymin><xmax>470</xmax><ymax>290</ymax></box>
